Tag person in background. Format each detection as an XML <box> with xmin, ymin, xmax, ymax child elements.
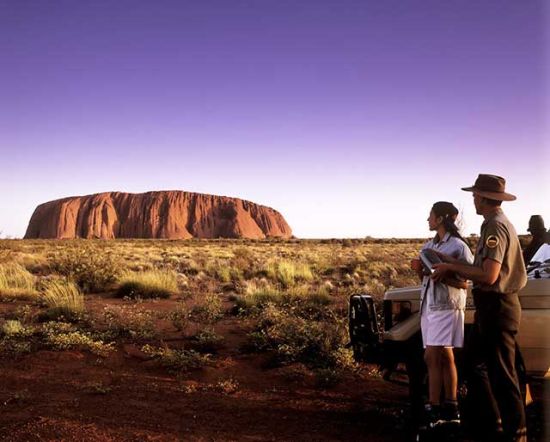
<box><xmin>411</xmin><ymin>201</ymin><xmax>473</xmax><ymax>430</ymax></box>
<box><xmin>522</xmin><ymin>215</ymin><xmax>546</xmax><ymax>265</ymax></box>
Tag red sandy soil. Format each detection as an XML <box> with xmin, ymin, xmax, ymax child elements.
<box><xmin>0</xmin><ymin>296</ymin><xmax>546</xmax><ymax>441</ymax></box>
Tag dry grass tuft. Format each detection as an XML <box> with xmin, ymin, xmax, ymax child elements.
<box><xmin>41</xmin><ymin>279</ymin><xmax>84</xmax><ymax>320</ymax></box>
<box><xmin>115</xmin><ymin>269</ymin><xmax>178</xmax><ymax>299</ymax></box>
<box><xmin>0</xmin><ymin>263</ymin><xmax>38</xmax><ymax>300</ymax></box>
<box><xmin>265</xmin><ymin>261</ymin><xmax>314</xmax><ymax>288</ymax></box>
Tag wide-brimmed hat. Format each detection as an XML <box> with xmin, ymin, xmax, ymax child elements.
<box><xmin>461</xmin><ymin>174</ymin><xmax>516</xmax><ymax>201</ymax></box>
<box><xmin>528</xmin><ymin>215</ymin><xmax>545</xmax><ymax>233</ymax></box>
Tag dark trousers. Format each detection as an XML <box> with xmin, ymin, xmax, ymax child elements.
<box><xmin>465</xmin><ymin>290</ymin><xmax>527</xmax><ymax>441</ymax></box>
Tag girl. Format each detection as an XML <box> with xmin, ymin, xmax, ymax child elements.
<box><xmin>411</xmin><ymin>201</ymin><xmax>473</xmax><ymax>428</ymax></box>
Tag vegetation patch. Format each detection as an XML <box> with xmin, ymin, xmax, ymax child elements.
<box><xmin>141</xmin><ymin>344</ymin><xmax>211</xmax><ymax>372</ymax></box>
<box><xmin>264</xmin><ymin>261</ymin><xmax>314</xmax><ymax>288</ymax></box>
<box><xmin>40</xmin><ymin>279</ymin><xmax>85</xmax><ymax>321</ymax></box>
<box><xmin>167</xmin><ymin>302</ymin><xmax>189</xmax><ymax>332</ymax></box>
<box><xmin>0</xmin><ymin>319</ymin><xmax>35</xmax><ymax>356</ymax></box>
<box><xmin>95</xmin><ymin>305</ymin><xmax>157</xmax><ymax>340</ymax></box>
<box><xmin>0</xmin><ymin>239</ymin><xmax>424</xmax><ymax>372</ymax></box>
<box><xmin>190</xmin><ymin>293</ymin><xmax>224</xmax><ymax>323</ymax></box>
<box><xmin>0</xmin><ymin>263</ymin><xmax>38</xmax><ymax>300</ymax></box>
<box><xmin>234</xmin><ymin>280</ymin><xmax>283</xmax><ymax>312</ymax></box>
<box><xmin>178</xmin><ymin>378</ymin><xmax>240</xmax><ymax>395</ymax></box>
<box><xmin>191</xmin><ymin>327</ymin><xmax>224</xmax><ymax>353</ymax></box>
<box><xmin>42</xmin><ymin>321</ymin><xmax>114</xmax><ymax>357</ymax></box>
<box><xmin>235</xmin><ymin>281</ymin><xmax>331</xmax><ymax>317</ymax></box>
<box><xmin>115</xmin><ymin>269</ymin><xmax>178</xmax><ymax>299</ymax></box>
<box><xmin>247</xmin><ymin>303</ymin><xmax>356</xmax><ymax>370</ymax></box>
<box><xmin>214</xmin><ymin>265</ymin><xmax>243</xmax><ymax>284</ymax></box>
<box><xmin>80</xmin><ymin>382</ymin><xmax>113</xmax><ymax>395</ymax></box>
<box><xmin>49</xmin><ymin>245</ymin><xmax>121</xmax><ymax>293</ymax></box>
<box><xmin>212</xmin><ymin>377</ymin><xmax>240</xmax><ymax>395</ymax></box>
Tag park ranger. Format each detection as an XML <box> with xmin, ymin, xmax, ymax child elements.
<box><xmin>431</xmin><ymin>174</ymin><xmax>527</xmax><ymax>442</ymax></box>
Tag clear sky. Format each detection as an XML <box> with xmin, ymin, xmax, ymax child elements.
<box><xmin>1</xmin><ymin>0</ymin><xmax>548</xmax><ymax>238</ymax></box>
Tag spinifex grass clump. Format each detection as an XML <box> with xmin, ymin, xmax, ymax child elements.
<box><xmin>235</xmin><ymin>280</ymin><xmax>283</xmax><ymax>311</ymax></box>
<box><xmin>214</xmin><ymin>265</ymin><xmax>243</xmax><ymax>284</ymax></box>
<box><xmin>115</xmin><ymin>269</ymin><xmax>178</xmax><ymax>299</ymax></box>
<box><xmin>41</xmin><ymin>279</ymin><xmax>85</xmax><ymax>320</ymax></box>
<box><xmin>265</xmin><ymin>260</ymin><xmax>314</xmax><ymax>288</ymax></box>
<box><xmin>0</xmin><ymin>262</ymin><xmax>38</xmax><ymax>300</ymax></box>
<box><xmin>235</xmin><ymin>281</ymin><xmax>331</xmax><ymax>316</ymax></box>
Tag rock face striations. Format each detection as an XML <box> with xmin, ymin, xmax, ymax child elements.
<box><xmin>24</xmin><ymin>191</ymin><xmax>292</xmax><ymax>240</ymax></box>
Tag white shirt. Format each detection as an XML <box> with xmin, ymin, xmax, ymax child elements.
<box><xmin>420</xmin><ymin>232</ymin><xmax>474</xmax><ymax>311</ymax></box>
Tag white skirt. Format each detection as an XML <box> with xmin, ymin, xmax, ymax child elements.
<box><xmin>421</xmin><ymin>305</ymin><xmax>464</xmax><ymax>348</ymax></box>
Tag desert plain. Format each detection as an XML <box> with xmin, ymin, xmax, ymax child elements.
<box><xmin>0</xmin><ymin>238</ymin><xmax>546</xmax><ymax>441</ymax></box>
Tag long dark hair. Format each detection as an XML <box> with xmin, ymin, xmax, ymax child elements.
<box><xmin>432</xmin><ymin>201</ymin><xmax>468</xmax><ymax>245</ymax></box>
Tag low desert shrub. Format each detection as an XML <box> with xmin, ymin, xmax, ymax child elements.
<box><xmin>97</xmin><ymin>305</ymin><xmax>157</xmax><ymax>340</ymax></box>
<box><xmin>141</xmin><ymin>344</ymin><xmax>211</xmax><ymax>372</ymax></box>
<box><xmin>168</xmin><ymin>302</ymin><xmax>189</xmax><ymax>332</ymax></box>
<box><xmin>42</xmin><ymin>321</ymin><xmax>114</xmax><ymax>357</ymax></box>
<box><xmin>2</xmin><ymin>320</ymin><xmax>34</xmax><ymax>337</ymax></box>
<box><xmin>191</xmin><ymin>293</ymin><xmax>224</xmax><ymax>323</ymax></box>
<box><xmin>247</xmin><ymin>304</ymin><xmax>355</xmax><ymax>370</ymax></box>
<box><xmin>286</xmin><ymin>285</ymin><xmax>332</xmax><ymax>319</ymax></box>
<box><xmin>213</xmin><ymin>377</ymin><xmax>239</xmax><ymax>395</ymax></box>
<box><xmin>115</xmin><ymin>269</ymin><xmax>178</xmax><ymax>299</ymax></box>
<box><xmin>40</xmin><ymin>279</ymin><xmax>84</xmax><ymax>321</ymax></box>
<box><xmin>0</xmin><ymin>319</ymin><xmax>36</xmax><ymax>355</ymax></box>
<box><xmin>191</xmin><ymin>327</ymin><xmax>224</xmax><ymax>352</ymax></box>
<box><xmin>0</xmin><ymin>263</ymin><xmax>38</xmax><ymax>300</ymax></box>
<box><xmin>49</xmin><ymin>246</ymin><xmax>121</xmax><ymax>293</ymax></box>
<box><xmin>0</xmin><ymin>337</ymin><xmax>32</xmax><ymax>355</ymax></box>
<box><xmin>179</xmin><ymin>378</ymin><xmax>239</xmax><ymax>395</ymax></box>
<box><xmin>13</xmin><ymin>305</ymin><xmax>35</xmax><ymax>324</ymax></box>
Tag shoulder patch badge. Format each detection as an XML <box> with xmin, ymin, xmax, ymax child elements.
<box><xmin>486</xmin><ymin>235</ymin><xmax>499</xmax><ymax>249</ymax></box>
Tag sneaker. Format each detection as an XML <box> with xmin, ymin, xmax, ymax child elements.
<box><xmin>441</xmin><ymin>401</ymin><xmax>460</xmax><ymax>425</ymax></box>
<box><xmin>418</xmin><ymin>403</ymin><xmax>441</xmax><ymax>431</ymax></box>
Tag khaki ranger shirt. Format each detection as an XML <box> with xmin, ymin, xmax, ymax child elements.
<box><xmin>473</xmin><ymin>209</ymin><xmax>527</xmax><ymax>331</ymax></box>
<box><xmin>474</xmin><ymin>208</ymin><xmax>527</xmax><ymax>293</ymax></box>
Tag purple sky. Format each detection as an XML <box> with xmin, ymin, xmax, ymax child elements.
<box><xmin>1</xmin><ymin>1</ymin><xmax>548</xmax><ymax>238</ymax></box>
